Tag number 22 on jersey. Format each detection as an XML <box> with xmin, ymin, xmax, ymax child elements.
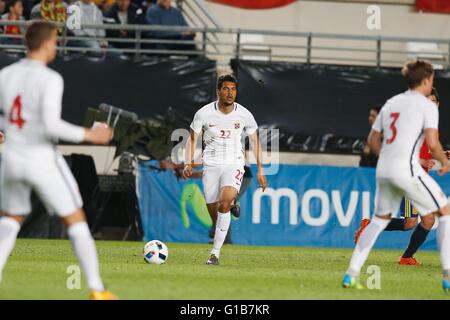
<box><xmin>386</xmin><ymin>112</ymin><xmax>400</xmax><ymax>144</ymax></box>
<box><xmin>9</xmin><ymin>95</ymin><xmax>26</xmax><ymax>129</ymax></box>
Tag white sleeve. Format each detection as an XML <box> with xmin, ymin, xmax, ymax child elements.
<box><xmin>371</xmin><ymin>109</ymin><xmax>383</xmax><ymax>133</ymax></box>
<box><xmin>41</xmin><ymin>74</ymin><xmax>85</xmax><ymax>143</ymax></box>
<box><xmin>190</xmin><ymin>110</ymin><xmax>203</xmax><ymax>134</ymax></box>
<box><xmin>424</xmin><ymin>101</ymin><xmax>439</xmax><ymax>130</ymax></box>
<box><xmin>71</xmin><ymin>3</ymin><xmax>87</xmax><ymax>36</ymax></box>
<box><xmin>244</xmin><ymin>110</ymin><xmax>258</xmax><ymax>135</ymax></box>
<box><xmin>0</xmin><ymin>74</ymin><xmax>6</xmax><ymax>131</ymax></box>
<box><xmin>0</xmin><ymin>77</ymin><xmax>3</xmax><ymax>131</ymax></box>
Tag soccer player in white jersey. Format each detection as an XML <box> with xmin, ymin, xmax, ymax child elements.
<box><xmin>183</xmin><ymin>74</ymin><xmax>267</xmax><ymax>265</ymax></box>
<box><xmin>342</xmin><ymin>60</ymin><xmax>450</xmax><ymax>292</ymax></box>
<box><xmin>0</xmin><ymin>21</ymin><xmax>117</xmax><ymax>300</ymax></box>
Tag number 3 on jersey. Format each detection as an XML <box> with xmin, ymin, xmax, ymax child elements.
<box><xmin>386</xmin><ymin>112</ymin><xmax>400</xmax><ymax>144</ymax></box>
<box><xmin>9</xmin><ymin>95</ymin><xmax>26</xmax><ymax>129</ymax></box>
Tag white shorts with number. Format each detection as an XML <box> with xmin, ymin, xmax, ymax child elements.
<box><xmin>374</xmin><ymin>170</ymin><xmax>448</xmax><ymax>217</ymax></box>
<box><xmin>202</xmin><ymin>165</ymin><xmax>245</xmax><ymax>204</ymax></box>
<box><xmin>0</xmin><ymin>150</ymin><xmax>83</xmax><ymax>217</ymax></box>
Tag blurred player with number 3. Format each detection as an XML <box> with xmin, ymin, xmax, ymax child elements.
<box><xmin>183</xmin><ymin>74</ymin><xmax>267</xmax><ymax>265</ymax></box>
<box><xmin>342</xmin><ymin>60</ymin><xmax>450</xmax><ymax>292</ymax></box>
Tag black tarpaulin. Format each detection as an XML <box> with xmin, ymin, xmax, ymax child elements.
<box><xmin>232</xmin><ymin>60</ymin><xmax>450</xmax><ymax>149</ymax></box>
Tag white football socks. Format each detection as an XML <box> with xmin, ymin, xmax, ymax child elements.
<box><xmin>211</xmin><ymin>211</ymin><xmax>231</xmax><ymax>258</ymax></box>
<box><xmin>0</xmin><ymin>217</ymin><xmax>21</xmax><ymax>281</ymax></box>
<box><xmin>67</xmin><ymin>222</ymin><xmax>104</xmax><ymax>292</ymax></box>
<box><xmin>347</xmin><ymin>216</ymin><xmax>390</xmax><ymax>277</ymax></box>
<box><xmin>437</xmin><ymin>215</ymin><xmax>450</xmax><ymax>279</ymax></box>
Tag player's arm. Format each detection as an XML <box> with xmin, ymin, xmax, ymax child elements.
<box><xmin>42</xmin><ymin>74</ymin><xmax>111</xmax><ymax>145</ymax></box>
<box><xmin>367</xmin><ymin>108</ymin><xmax>383</xmax><ymax>156</ymax></box>
<box><xmin>367</xmin><ymin>129</ymin><xmax>382</xmax><ymax>156</ymax></box>
<box><xmin>249</xmin><ymin>130</ymin><xmax>267</xmax><ymax>191</ymax></box>
<box><xmin>425</xmin><ymin>128</ymin><xmax>448</xmax><ymax>175</ymax></box>
<box><xmin>0</xmin><ymin>79</ymin><xmax>4</xmax><ymax>143</ymax></box>
<box><xmin>182</xmin><ymin>128</ymin><xmax>198</xmax><ymax>179</ymax></box>
<box><xmin>424</xmin><ymin>103</ymin><xmax>449</xmax><ymax>175</ymax></box>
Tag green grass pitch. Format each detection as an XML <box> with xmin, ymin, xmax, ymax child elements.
<box><xmin>0</xmin><ymin>239</ymin><xmax>449</xmax><ymax>300</ymax></box>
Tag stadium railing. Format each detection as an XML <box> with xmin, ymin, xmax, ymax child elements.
<box><xmin>0</xmin><ymin>20</ymin><xmax>449</xmax><ymax>69</ymax></box>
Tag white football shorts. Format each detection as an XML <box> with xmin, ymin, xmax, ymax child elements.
<box><xmin>374</xmin><ymin>171</ymin><xmax>448</xmax><ymax>217</ymax></box>
<box><xmin>0</xmin><ymin>150</ymin><xmax>83</xmax><ymax>217</ymax></box>
<box><xmin>202</xmin><ymin>165</ymin><xmax>245</xmax><ymax>204</ymax></box>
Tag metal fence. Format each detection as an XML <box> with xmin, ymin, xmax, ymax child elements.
<box><xmin>0</xmin><ymin>20</ymin><xmax>449</xmax><ymax>68</ymax></box>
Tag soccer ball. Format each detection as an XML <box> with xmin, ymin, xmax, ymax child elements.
<box><xmin>143</xmin><ymin>240</ymin><xmax>168</xmax><ymax>265</ymax></box>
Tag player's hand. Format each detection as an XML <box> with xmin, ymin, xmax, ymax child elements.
<box><xmin>446</xmin><ymin>150</ymin><xmax>450</xmax><ymax>159</ymax></box>
<box><xmin>0</xmin><ymin>131</ymin><xmax>4</xmax><ymax>144</ymax></box>
<box><xmin>439</xmin><ymin>162</ymin><xmax>449</xmax><ymax>176</ymax></box>
<box><xmin>182</xmin><ymin>164</ymin><xmax>193</xmax><ymax>179</ymax></box>
<box><xmin>160</xmin><ymin>160</ymin><xmax>176</xmax><ymax>170</ymax></box>
<box><xmin>257</xmin><ymin>169</ymin><xmax>267</xmax><ymax>192</ymax></box>
<box><xmin>85</xmin><ymin>125</ymin><xmax>112</xmax><ymax>145</ymax></box>
<box><xmin>423</xmin><ymin>159</ymin><xmax>436</xmax><ymax>171</ymax></box>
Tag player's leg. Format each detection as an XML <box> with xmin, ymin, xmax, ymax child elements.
<box><xmin>230</xmin><ymin>166</ymin><xmax>253</xmax><ymax>218</ymax></box>
<box><xmin>31</xmin><ymin>154</ymin><xmax>116</xmax><ymax>299</ymax></box>
<box><xmin>208</xmin><ymin>185</ymin><xmax>238</xmax><ymax>265</ymax></box>
<box><xmin>61</xmin><ymin>209</ymin><xmax>116</xmax><ymax>299</ymax></box>
<box><xmin>437</xmin><ymin>205</ymin><xmax>450</xmax><ymax>292</ymax></box>
<box><xmin>386</xmin><ymin>198</ymin><xmax>417</xmax><ymax>231</ymax></box>
<box><xmin>0</xmin><ymin>166</ymin><xmax>32</xmax><ymax>283</ymax></box>
<box><xmin>405</xmin><ymin>174</ymin><xmax>450</xmax><ymax>291</ymax></box>
<box><xmin>207</xmin><ymin>165</ymin><xmax>243</xmax><ymax>265</ymax></box>
<box><xmin>354</xmin><ymin>198</ymin><xmax>417</xmax><ymax>244</ymax></box>
<box><xmin>344</xmin><ymin>178</ymin><xmax>401</xmax><ymax>288</ymax></box>
<box><xmin>0</xmin><ymin>213</ymin><xmax>26</xmax><ymax>283</ymax></box>
<box><xmin>202</xmin><ymin>166</ymin><xmax>223</xmax><ymax>252</ymax></box>
<box><xmin>207</xmin><ymin>202</ymin><xmax>218</xmax><ymax>242</ymax></box>
<box><xmin>400</xmin><ymin>212</ymin><xmax>434</xmax><ymax>265</ymax></box>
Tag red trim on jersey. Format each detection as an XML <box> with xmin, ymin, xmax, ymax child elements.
<box><xmin>419</xmin><ymin>130</ymin><xmax>440</xmax><ymax>173</ymax></box>
<box><xmin>209</xmin><ymin>0</ymin><xmax>296</xmax><ymax>9</ymax></box>
<box><xmin>419</xmin><ymin>140</ymin><xmax>431</xmax><ymax>172</ymax></box>
<box><xmin>416</xmin><ymin>0</ymin><xmax>450</xmax><ymax>14</ymax></box>
<box><xmin>419</xmin><ymin>140</ymin><xmax>432</xmax><ymax>161</ymax></box>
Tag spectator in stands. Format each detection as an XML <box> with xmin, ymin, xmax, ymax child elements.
<box><xmin>21</xmin><ymin>0</ymin><xmax>36</xmax><ymax>19</ymax></box>
<box><xmin>30</xmin><ymin>0</ymin><xmax>67</xmax><ymax>25</ymax></box>
<box><xmin>145</xmin><ymin>0</ymin><xmax>196</xmax><ymax>53</ymax></box>
<box><xmin>359</xmin><ymin>106</ymin><xmax>381</xmax><ymax>167</ymax></box>
<box><xmin>132</xmin><ymin>0</ymin><xmax>156</xmax><ymax>11</ymax></box>
<box><xmin>0</xmin><ymin>0</ymin><xmax>5</xmax><ymax>14</ymax></box>
<box><xmin>72</xmin><ymin>0</ymin><xmax>108</xmax><ymax>52</ymax></box>
<box><xmin>95</xmin><ymin>0</ymin><xmax>114</xmax><ymax>14</ymax></box>
<box><xmin>104</xmin><ymin>0</ymin><xmax>145</xmax><ymax>48</ymax></box>
<box><xmin>1</xmin><ymin>0</ymin><xmax>25</xmax><ymax>45</ymax></box>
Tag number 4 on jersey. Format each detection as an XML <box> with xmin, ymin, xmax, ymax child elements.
<box><xmin>9</xmin><ymin>95</ymin><xmax>25</xmax><ymax>129</ymax></box>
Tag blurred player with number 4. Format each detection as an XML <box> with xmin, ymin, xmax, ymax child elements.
<box><xmin>343</xmin><ymin>60</ymin><xmax>450</xmax><ymax>292</ymax></box>
<box><xmin>0</xmin><ymin>21</ymin><xmax>117</xmax><ymax>300</ymax></box>
<box><xmin>183</xmin><ymin>74</ymin><xmax>267</xmax><ymax>265</ymax></box>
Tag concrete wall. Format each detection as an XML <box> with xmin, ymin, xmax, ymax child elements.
<box><xmin>203</xmin><ymin>0</ymin><xmax>450</xmax><ymax>67</ymax></box>
<box><xmin>205</xmin><ymin>1</ymin><xmax>449</xmax><ymax>38</ymax></box>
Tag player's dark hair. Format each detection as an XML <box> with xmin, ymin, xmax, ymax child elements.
<box><xmin>217</xmin><ymin>74</ymin><xmax>238</xmax><ymax>90</ymax></box>
<box><xmin>401</xmin><ymin>60</ymin><xmax>434</xmax><ymax>89</ymax></box>
<box><xmin>430</xmin><ymin>87</ymin><xmax>440</xmax><ymax>104</ymax></box>
<box><xmin>25</xmin><ymin>21</ymin><xmax>57</xmax><ymax>52</ymax></box>
<box><xmin>5</xmin><ymin>0</ymin><xmax>22</xmax><ymax>13</ymax></box>
<box><xmin>371</xmin><ymin>106</ymin><xmax>382</xmax><ymax>113</ymax></box>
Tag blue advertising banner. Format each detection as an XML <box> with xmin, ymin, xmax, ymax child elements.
<box><xmin>137</xmin><ymin>162</ymin><xmax>450</xmax><ymax>250</ymax></box>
